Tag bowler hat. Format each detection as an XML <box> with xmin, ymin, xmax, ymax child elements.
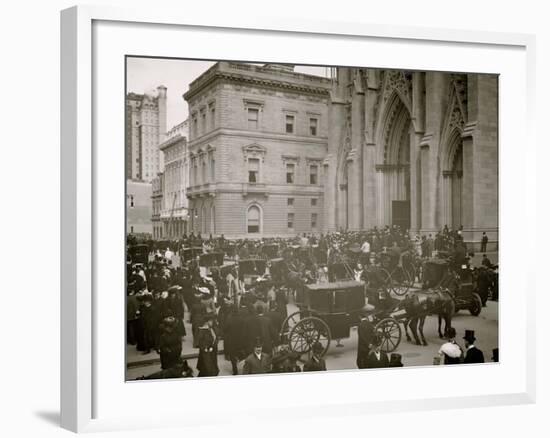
<box><xmin>463</xmin><ymin>329</ymin><xmax>476</xmax><ymax>342</ymax></box>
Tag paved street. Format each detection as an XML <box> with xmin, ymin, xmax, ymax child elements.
<box><xmin>127</xmin><ymin>251</ymin><xmax>498</xmax><ymax>379</ymax></box>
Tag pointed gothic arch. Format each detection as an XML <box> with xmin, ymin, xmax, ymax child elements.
<box><xmin>374</xmin><ymin>90</ymin><xmax>414</xmax><ymax>228</ymax></box>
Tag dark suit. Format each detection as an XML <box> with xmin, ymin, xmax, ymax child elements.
<box><xmin>464</xmin><ymin>346</ymin><xmax>485</xmax><ymax>364</ymax></box>
<box><xmin>242</xmin><ymin>353</ymin><xmax>272</xmax><ymax>374</ymax></box>
<box><xmin>366</xmin><ymin>350</ymin><xmax>390</xmax><ymax>368</ymax></box>
<box><xmin>357</xmin><ymin>318</ymin><xmax>375</xmax><ymax>369</ymax></box>
<box><xmin>247</xmin><ymin>314</ymin><xmax>277</xmax><ymax>355</ymax></box>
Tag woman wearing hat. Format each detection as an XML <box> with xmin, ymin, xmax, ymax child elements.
<box><xmin>158</xmin><ymin>316</ymin><xmax>182</xmax><ymax>370</ymax></box>
<box><xmin>196</xmin><ymin>313</ymin><xmax>219</xmax><ymax>377</ymax></box>
<box><xmin>438</xmin><ymin>327</ymin><xmax>463</xmax><ymax>365</ymax></box>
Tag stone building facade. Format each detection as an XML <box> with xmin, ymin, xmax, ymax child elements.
<box><xmin>125</xmin><ymin>85</ymin><xmax>167</xmax><ymax>182</ymax></box>
<box><xmin>325</xmin><ymin>68</ymin><xmax>498</xmax><ymax>249</ymax></box>
<box><xmin>183</xmin><ymin>62</ymin><xmax>331</xmax><ymax>238</ymax></box>
<box><xmin>158</xmin><ymin>121</ymin><xmax>189</xmax><ymax>238</ymax></box>
<box><xmin>151</xmin><ymin>174</ymin><xmax>164</xmax><ymax>239</ymax></box>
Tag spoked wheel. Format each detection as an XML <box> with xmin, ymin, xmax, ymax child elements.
<box><xmin>469</xmin><ymin>293</ymin><xmax>483</xmax><ymax>316</ymax></box>
<box><xmin>389</xmin><ymin>267</ymin><xmax>413</xmax><ymax>296</ymax></box>
<box><xmin>375</xmin><ymin>317</ymin><xmax>402</xmax><ymax>353</ymax></box>
<box><xmin>288</xmin><ymin>316</ymin><xmax>331</xmax><ymax>357</ymax></box>
<box><xmin>280</xmin><ymin>311</ymin><xmax>305</xmax><ymax>343</ymax></box>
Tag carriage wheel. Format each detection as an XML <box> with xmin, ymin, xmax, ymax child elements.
<box><xmin>288</xmin><ymin>316</ymin><xmax>331</xmax><ymax>356</ymax></box>
<box><xmin>280</xmin><ymin>311</ymin><xmax>305</xmax><ymax>342</ymax></box>
<box><xmin>375</xmin><ymin>318</ymin><xmax>402</xmax><ymax>353</ymax></box>
<box><xmin>469</xmin><ymin>293</ymin><xmax>482</xmax><ymax>316</ymax></box>
<box><xmin>389</xmin><ymin>267</ymin><xmax>413</xmax><ymax>296</ymax></box>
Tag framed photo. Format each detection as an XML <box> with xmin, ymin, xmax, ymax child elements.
<box><xmin>61</xmin><ymin>5</ymin><xmax>536</xmax><ymax>433</ymax></box>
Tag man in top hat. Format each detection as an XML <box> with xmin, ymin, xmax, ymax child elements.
<box><xmin>463</xmin><ymin>330</ymin><xmax>485</xmax><ymax>363</ymax></box>
<box><xmin>303</xmin><ymin>342</ymin><xmax>327</xmax><ymax>372</ymax></box>
<box><xmin>366</xmin><ymin>335</ymin><xmax>390</xmax><ymax>368</ymax></box>
<box><xmin>389</xmin><ymin>353</ymin><xmax>404</xmax><ymax>367</ymax></box>
<box><xmin>242</xmin><ymin>338</ymin><xmax>272</xmax><ymax>374</ymax></box>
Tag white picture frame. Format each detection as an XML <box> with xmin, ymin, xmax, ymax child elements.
<box><xmin>61</xmin><ymin>5</ymin><xmax>536</xmax><ymax>433</ymax></box>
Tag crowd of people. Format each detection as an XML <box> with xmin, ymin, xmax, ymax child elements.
<box><xmin>127</xmin><ymin>224</ymin><xmax>497</xmax><ymax>379</ymax></box>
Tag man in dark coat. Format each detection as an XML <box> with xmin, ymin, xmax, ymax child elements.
<box><xmin>356</xmin><ymin>310</ymin><xmax>376</xmax><ymax>369</ymax></box>
<box><xmin>223</xmin><ymin>305</ymin><xmax>249</xmax><ymax>375</ymax></box>
<box><xmin>246</xmin><ymin>305</ymin><xmax>277</xmax><ymax>355</ymax></box>
<box><xmin>242</xmin><ymin>339</ymin><xmax>272</xmax><ymax>374</ymax></box>
<box><xmin>366</xmin><ymin>335</ymin><xmax>390</xmax><ymax>368</ymax></box>
<box><xmin>463</xmin><ymin>330</ymin><xmax>485</xmax><ymax>363</ymax></box>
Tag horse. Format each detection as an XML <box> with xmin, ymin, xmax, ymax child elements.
<box><xmin>399</xmin><ymin>288</ymin><xmax>455</xmax><ymax>346</ymax></box>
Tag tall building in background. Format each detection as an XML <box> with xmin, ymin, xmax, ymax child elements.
<box><xmin>158</xmin><ymin>121</ymin><xmax>189</xmax><ymax>239</ymax></box>
<box><xmin>125</xmin><ymin>85</ymin><xmax>167</xmax><ymax>182</ymax></box>
<box><xmin>184</xmin><ymin>62</ymin><xmax>331</xmax><ymax>238</ymax></box>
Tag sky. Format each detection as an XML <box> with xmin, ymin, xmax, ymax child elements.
<box><xmin>126</xmin><ymin>57</ymin><xmax>330</xmax><ymax>129</ymax></box>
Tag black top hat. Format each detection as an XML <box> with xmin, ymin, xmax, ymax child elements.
<box><xmin>463</xmin><ymin>329</ymin><xmax>476</xmax><ymax>342</ymax></box>
<box><xmin>492</xmin><ymin>348</ymin><xmax>499</xmax><ymax>362</ymax></box>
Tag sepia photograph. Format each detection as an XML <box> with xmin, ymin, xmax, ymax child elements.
<box><xmin>125</xmin><ymin>57</ymin><xmax>499</xmax><ymax>380</ymax></box>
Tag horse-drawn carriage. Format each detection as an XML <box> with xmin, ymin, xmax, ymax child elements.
<box><xmin>238</xmin><ymin>258</ymin><xmax>268</xmax><ymax>286</ymax></box>
<box><xmin>181</xmin><ymin>246</ymin><xmax>203</xmax><ymax>263</ymax></box>
<box><xmin>280</xmin><ymin>280</ymin><xmax>403</xmax><ymax>357</ymax></box>
<box><xmin>422</xmin><ymin>257</ymin><xmax>483</xmax><ymax>316</ymax></box>
<box><xmin>128</xmin><ymin>243</ymin><xmax>150</xmax><ymax>265</ymax></box>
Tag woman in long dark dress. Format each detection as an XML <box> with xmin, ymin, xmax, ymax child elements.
<box><xmin>196</xmin><ymin>314</ymin><xmax>219</xmax><ymax>377</ymax></box>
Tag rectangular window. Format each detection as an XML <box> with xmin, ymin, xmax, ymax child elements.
<box><xmin>285</xmin><ymin>114</ymin><xmax>295</xmax><ymax>134</ymax></box>
<box><xmin>286</xmin><ymin>163</ymin><xmax>295</xmax><ymax>184</ymax></box>
<box><xmin>311</xmin><ymin>198</ymin><xmax>318</xmax><ymax>207</ymax></box>
<box><xmin>287</xmin><ymin>198</ymin><xmax>294</xmax><ymax>206</ymax></box>
<box><xmin>248</xmin><ymin>108</ymin><xmax>259</xmax><ymax>130</ymax></box>
<box><xmin>193</xmin><ymin>117</ymin><xmax>198</xmax><ymax>137</ymax></box>
<box><xmin>310</xmin><ymin>165</ymin><xmax>318</xmax><ymax>185</ymax></box>
<box><xmin>248</xmin><ymin>158</ymin><xmax>260</xmax><ymax>183</ymax></box>
<box><xmin>201</xmin><ymin>111</ymin><xmax>206</xmax><ymax>133</ymax></box>
<box><xmin>287</xmin><ymin>213</ymin><xmax>294</xmax><ymax>230</ymax></box>
<box><xmin>310</xmin><ymin>118</ymin><xmax>318</xmax><ymax>136</ymax></box>
<box><xmin>211</xmin><ymin>107</ymin><xmax>216</xmax><ymax>130</ymax></box>
<box><xmin>311</xmin><ymin>213</ymin><xmax>318</xmax><ymax>230</ymax></box>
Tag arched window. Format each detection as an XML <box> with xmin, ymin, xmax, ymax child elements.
<box><xmin>247</xmin><ymin>205</ymin><xmax>261</xmax><ymax>234</ymax></box>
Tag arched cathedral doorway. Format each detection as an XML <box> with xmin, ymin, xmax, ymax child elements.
<box><xmin>377</xmin><ymin>93</ymin><xmax>413</xmax><ymax>230</ymax></box>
